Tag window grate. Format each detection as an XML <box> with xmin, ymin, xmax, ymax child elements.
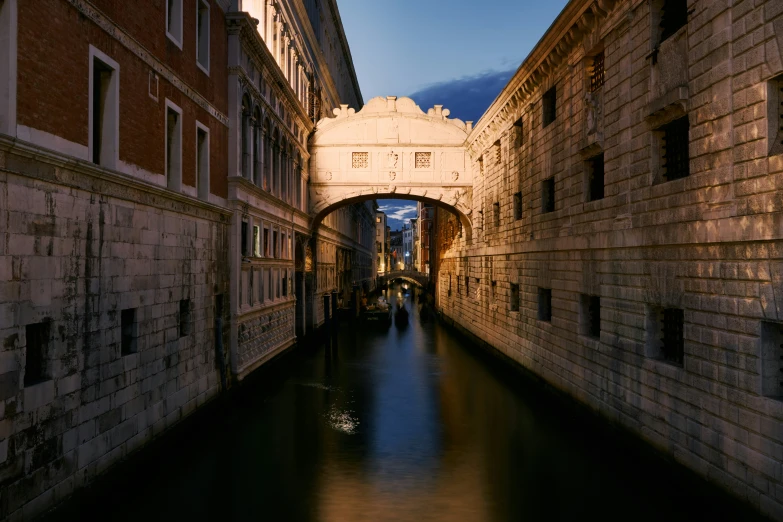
<box><xmin>352</xmin><ymin>152</ymin><xmax>368</xmax><ymax>169</ymax></box>
<box><xmin>660</xmin><ymin>0</ymin><xmax>688</xmax><ymax>43</ymax></box>
<box><xmin>415</xmin><ymin>152</ymin><xmax>431</xmax><ymax>169</ymax></box>
<box><xmin>588</xmin><ymin>153</ymin><xmax>605</xmax><ymax>201</ymax></box>
<box><xmin>661</xmin><ymin>117</ymin><xmax>689</xmax><ymax>181</ymax></box>
<box><xmin>590</xmin><ymin>51</ymin><xmax>605</xmax><ymax>92</ymax></box>
<box><xmin>493</xmin><ymin>141</ymin><xmax>502</xmax><ymax>164</ymax></box>
<box><xmin>661</xmin><ymin>308</ymin><xmax>684</xmax><ymax>365</ymax></box>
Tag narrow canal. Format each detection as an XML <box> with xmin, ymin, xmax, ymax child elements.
<box><xmin>44</xmin><ymin>284</ymin><xmax>768</xmax><ymax>521</ymax></box>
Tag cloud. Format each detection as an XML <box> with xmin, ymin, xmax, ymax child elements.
<box><xmin>406</xmin><ymin>69</ymin><xmax>516</xmax><ymax>124</ymax></box>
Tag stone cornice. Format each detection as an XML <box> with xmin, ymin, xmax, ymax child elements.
<box><xmin>66</xmin><ymin>0</ymin><xmax>230</xmax><ymax>127</ymax></box>
<box><xmin>468</xmin><ymin>0</ymin><xmax>621</xmax><ymax>158</ymax></box>
<box><xmin>227</xmin><ymin>12</ymin><xmax>314</xmax><ymax>134</ymax></box>
<box><xmin>0</xmin><ymin>135</ymin><xmax>232</xmax><ymax>219</ymax></box>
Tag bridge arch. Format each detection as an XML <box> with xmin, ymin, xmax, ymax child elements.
<box><xmin>308</xmin><ymin>96</ymin><xmax>474</xmax><ymax>239</ymax></box>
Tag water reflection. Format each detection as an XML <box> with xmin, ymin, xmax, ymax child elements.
<box><xmin>43</xmin><ymin>285</ymin><xmax>769</xmax><ymax>522</ymax></box>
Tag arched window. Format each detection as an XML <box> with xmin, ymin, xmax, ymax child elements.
<box><xmin>263</xmin><ymin>119</ymin><xmax>271</xmax><ymax>191</ymax></box>
<box><xmin>272</xmin><ymin>128</ymin><xmax>280</xmax><ymax>196</ymax></box>
<box><xmin>253</xmin><ymin>107</ymin><xmax>262</xmax><ymax>186</ymax></box>
<box><xmin>240</xmin><ymin>95</ymin><xmax>252</xmax><ymax>178</ymax></box>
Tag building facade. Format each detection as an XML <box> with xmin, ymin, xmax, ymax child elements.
<box><xmin>375</xmin><ymin>211</ymin><xmax>388</xmax><ymax>274</ymax></box>
<box><xmin>433</xmin><ymin>0</ymin><xmax>783</xmax><ymax>518</ymax></box>
<box><xmin>0</xmin><ymin>0</ymin><xmax>372</xmax><ymax>518</ymax></box>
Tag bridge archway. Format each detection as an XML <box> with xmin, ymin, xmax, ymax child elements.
<box><xmin>309</xmin><ymin>96</ymin><xmax>473</xmax><ymax>239</ymax></box>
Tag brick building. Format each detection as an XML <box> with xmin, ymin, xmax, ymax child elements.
<box><xmin>434</xmin><ymin>0</ymin><xmax>783</xmax><ymax>518</ymax></box>
<box><xmin>0</xmin><ymin>0</ymin><xmax>372</xmax><ymax>518</ymax></box>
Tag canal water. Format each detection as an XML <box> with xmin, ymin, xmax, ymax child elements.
<box><xmin>44</xmin><ymin>285</ymin><xmax>769</xmax><ymax>521</ymax></box>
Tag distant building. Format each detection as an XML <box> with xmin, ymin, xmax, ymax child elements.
<box><xmin>402</xmin><ymin>223</ymin><xmax>414</xmax><ymax>270</ymax></box>
<box><xmin>390</xmin><ymin>230</ymin><xmax>404</xmax><ymax>270</ymax></box>
<box><xmin>375</xmin><ymin>212</ymin><xmax>388</xmax><ymax>274</ymax></box>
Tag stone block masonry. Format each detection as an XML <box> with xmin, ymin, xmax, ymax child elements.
<box><xmin>434</xmin><ymin>0</ymin><xmax>783</xmax><ymax>519</ymax></box>
<box><xmin>0</xmin><ymin>144</ymin><xmax>230</xmax><ymax>520</ymax></box>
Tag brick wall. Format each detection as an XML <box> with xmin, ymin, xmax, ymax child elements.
<box><xmin>436</xmin><ymin>0</ymin><xmax>783</xmax><ymax>519</ymax></box>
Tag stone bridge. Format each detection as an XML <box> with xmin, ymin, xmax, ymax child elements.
<box><xmin>380</xmin><ymin>270</ymin><xmax>430</xmax><ymax>288</ymax></box>
<box><xmin>308</xmin><ymin>96</ymin><xmax>474</xmax><ymax>238</ymax></box>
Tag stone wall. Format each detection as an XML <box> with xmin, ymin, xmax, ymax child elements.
<box><xmin>435</xmin><ymin>0</ymin><xmax>783</xmax><ymax>519</ymax></box>
<box><xmin>0</xmin><ymin>144</ymin><xmax>230</xmax><ymax>519</ymax></box>
<box><xmin>236</xmin><ymin>305</ymin><xmax>295</xmax><ymax>377</ymax></box>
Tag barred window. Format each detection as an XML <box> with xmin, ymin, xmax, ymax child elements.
<box><xmin>589</xmin><ymin>51</ymin><xmax>605</xmax><ymax>92</ymax></box>
<box><xmin>661</xmin><ymin>117</ymin><xmax>689</xmax><ymax>182</ymax></box>
<box><xmin>352</xmin><ymin>152</ymin><xmax>369</xmax><ymax>169</ymax></box>
<box><xmin>415</xmin><ymin>152</ymin><xmax>431</xmax><ymax>169</ymax></box>
<box><xmin>659</xmin><ymin>0</ymin><xmax>687</xmax><ymax>43</ymax></box>
<box><xmin>493</xmin><ymin>140</ymin><xmax>501</xmax><ymax>164</ymax></box>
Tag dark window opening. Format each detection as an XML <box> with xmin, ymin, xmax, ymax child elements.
<box><xmin>660</xmin><ymin>308</ymin><xmax>684</xmax><ymax>365</ymax></box>
<box><xmin>513</xmin><ymin>116</ymin><xmax>524</xmax><ymax>146</ymax></box>
<box><xmin>542</xmin><ymin>177</ymin><xmax>555</xmax><ymax>213</ymax></box>
<box><xmin>660</xmin><ymin>0</ymin><xmax>688</xmax><ymax>43</ymax></box>
<box><xmin>661</xmin><ymin>116</ymin><xmax>690</xmax><ymax>182</ymax></box>
<box><xmin>538</xmin><ymin>288</ymin><xmax>552</xmax><ymax>322</ymax></box>
<box><xmin>587</xmin><ymin>153</ymin><xmax>605</xmax><ymax>201</ymax></box>
<box><xmin>510</xmin><ymin>283</ymin><xmax>520</xmax><ymax>312</ymax></box>
<box><xmin>513</xmin><ymin>192</ymin><xmax>523</xmax><ymax>220</ymax></box>
<box><xmin>121</xmin><ymin>309</ymin><xmax>137</xmax><ymax>355</ymax></box>
<box><xmin>273</xmin><ymin>231</ymin><xmax>279</xmax><ymax>258</ymax></box>
<box><xmin>493</xmin><ymin>202</ymin><xmax>500</xmax><ymax>228</ymax></box>
<box><xmin>92</xmin><ymin>58</ymin><xmax>113</xmax><ymax>165</ymax></box>
<box><xmin>589</xmin><ymin>51</ymin><xmax>605</xmax><ymax>92</ymax></box>
<box><xmin>179</xmin><ymin>299</ymin><xmax>191</xmax><ymax>337</ymax></box>
<box><xmin>465</xmin><ymin>275</ymin><xmax>470</xmax><ymax>297</ymax></box>
<box><xmin>241</xmin><ymin>221</ymin><xmax>248</xmax><ymax>256</ymax></box>
<box><xmin>542</xmin><ymin>86</ymin><xmax>557</xmax><ymax>127</ymax></box>
<box><xmin>582</xmin><ymin>294</ymin><xmax>601</xmax><ymax>338</ymax></box>
<box><xmin>761</xmin><ymin>321</ymin><xmax>783</xmax><ymax>398</ymax></box>
<box><xmin>25</xmin><ymin>321</ymin><xmax>50</xmax><ymax>387</ymax></box>
<box><xmin>282</xmin><ymin>271</ymin><xmax>288</xmax><ymax>297</ymax></box>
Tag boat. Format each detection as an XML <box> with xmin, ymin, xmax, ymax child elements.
<box><xmin>362</xmin><ymin>299</ymin><xmax>392</xmax><ymax>328</ymax></box>
<box><xmin>394</xmin><ymin>304</ymin><xmax>409</xmax><ymax>328</ymax></box>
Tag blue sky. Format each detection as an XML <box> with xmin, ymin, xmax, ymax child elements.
<box><xmin>337</xmin><ymin>0</ymin><xmax>569</xmax><ymax>229</ymax></box>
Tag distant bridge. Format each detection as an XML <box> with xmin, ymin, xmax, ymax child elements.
<box><xmin>380</xmin><ymin>270</ymin><xmax>430</xmax><ymax>288</ymax></box>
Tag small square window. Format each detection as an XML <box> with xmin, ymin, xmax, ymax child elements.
<box><xmin>513</xmin><ymin>192</ymin><xmax>523</xmax><ymax>220</ymax></box>
<box><xmin>542</xmin><ymin>86</ymin><xmax>557</xmax><ymax>127</ymax></box>
<box><xmin>581</xmin><ymin>294</ymin><xmax>601</xmax><ymax>338</ymax></box>
<box><xmin>121</xmin><ymin>309</ymin><xmax>138</xmax><ymax>355</ymax></box>
<box><xmin>542</xmin><ymin>177</ymin><xmax>555</xmax><ymax>213</ymax></box>
<box><xmin>352</xmin><ymin>152</ymin><xmax>368</xmax><ymax>169</ymax></box>
<box><xmin>179</xmin><ymin>299</ymin><xmax>191</xmax><ymax>337</ymax></box>
<box><xmin>510</xmin><ymin>283</ymin><xmax>520</xmax><ymax>312</ymax></box>
<box><xmin>646</xmin><ymin>306</ymin><xmax>684</xmax><ymax>366</ymax></box>
<box><xmin>538</xmin><ymin>288</ymin><xmax>552</xmax><ymax>322</ymax></box>
<box><xmin>25</xmin><ymin>321</ymin><xmax>51</xmax><ymax>387</ymax></box>
<box><xmin>586</xmin><ymin>153</ymin><xmax>605</xmax><ymax>202</ymax></box>
<box><xmin>415</xmin><ymin>152</ymin><xmax>431</xmax><ymax>169</ymax></box>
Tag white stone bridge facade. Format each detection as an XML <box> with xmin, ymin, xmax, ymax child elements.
<box><xmin>308</xmin><ymin>96</ymin><xmax>475</xmax><ymax>238</ymax></box>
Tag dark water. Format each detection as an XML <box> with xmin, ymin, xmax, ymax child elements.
<box><xmin>45</xmin><ymin>286</ymin><xmax>769</xmax><ymax>522</ymax></box>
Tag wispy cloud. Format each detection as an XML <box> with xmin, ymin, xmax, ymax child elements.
<box><xmin>407</xmin><ymin>69</ymin><xmax>516</xmax><ymax>124</ymax></box>
<box><xmin>377</xmin><ymin>202</ymin><xmax>418</xmax><ymax>229</ymax></box>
